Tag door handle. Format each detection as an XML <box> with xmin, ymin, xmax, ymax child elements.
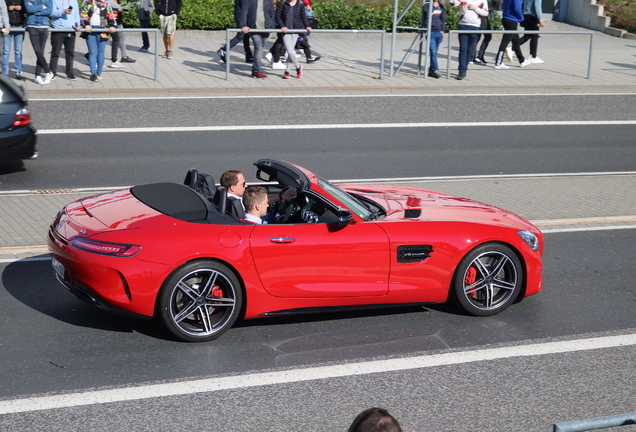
<box><xmin>270</xmin><ymin>237</ymin><xmax>296</xmax><ymax>244</ymax></box>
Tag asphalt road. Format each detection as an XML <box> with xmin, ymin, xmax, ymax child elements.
<box><xmin>26</xmin><ymin>93</ymin><xmax>636</xmax><ymax>129</ymax></box>
<box><xmin>0</xmin><ymin>230</ymin><xmax>635</xmax><ymax>430</ymax></box>
<box><xmin>0</xmin><ymin>124</ymin><xmax>634</xmax><ymax>190</ymax></box>
<box><xmin>0</xmin><ymin>93</ymin><xmax>635</xmax><ymax>431</ymax></box>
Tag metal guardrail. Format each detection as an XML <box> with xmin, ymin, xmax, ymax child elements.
<box><xmin>446</xmin><ymin>29</ymin><xmax>595</xmax><ymax>79</ymax></box>
<box><xmin>553</xmin><ymin>412</ymin><xmax>636</xmax><ymax>431</ymax></box>
<box><xmin>224</xmin><ymin>28</ymin><xmax>386</xmax><ymax>81</ymax></box>
<box><xmin>9</xmin><ymin>27</ymin><xmax>160</xmax><ymax>81</ymax></box>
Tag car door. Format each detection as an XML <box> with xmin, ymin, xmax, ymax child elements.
<box><xmin>249</xmin><ymin>222</ymin><xmax>390</xmax><ymax>298</ymax></box>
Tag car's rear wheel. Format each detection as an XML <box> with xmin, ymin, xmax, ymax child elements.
<box><xmin>451</xmin><ymin>243</ymin><xmax>523</xmax><ymax>316</ymax></box>
<box><xmin>157</xmin><ymin>260</ymin><xmax>242</xmax><ymax>342</ymax></box>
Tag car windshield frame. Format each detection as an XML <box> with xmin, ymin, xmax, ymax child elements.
<box><xmin>317</xmin><ymin>177</ymin><xmax>373</xmax><ymax>221</ymax></box>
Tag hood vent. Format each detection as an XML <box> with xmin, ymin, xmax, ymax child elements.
<box><xmin>404</xmin><ymin>209</ymin><xmax>422</xmax><ymax>218</ymax></box>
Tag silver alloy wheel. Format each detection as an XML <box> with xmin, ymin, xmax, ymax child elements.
<box><xmin>461</xmin><ymin>251</ymin><xmax>518</xmax><ymax>312</ymax></box>
<box><xmin>161</xmin><ymin>261</ymin><xmax>242</xmax><ymax>341</ymax></box>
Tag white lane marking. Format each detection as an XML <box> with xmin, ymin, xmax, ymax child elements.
<box><xmin>36</xmin><ymin>120</ymin><xmax>636</xmax><ymax>135</ymax></box>
<box><xmin>1</xmin><ymin>333</ymin><xmax>635</xmax><ymax>415</ymax></box>
<box><xmin>29</xmin><ymin>92</ymin><xmax>636</xmax><ymax>101</ymax></box>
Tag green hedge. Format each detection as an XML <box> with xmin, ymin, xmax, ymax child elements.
<box><xmin>122</xmin><ymin>0</ymin><xmax>501</xmax><ymax>31</ymax></box>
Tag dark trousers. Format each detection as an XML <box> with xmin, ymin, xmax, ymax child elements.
<box><xmin>295</xmin><ymin>34</ymin><xmax>311</xmax><ymax>57</ymax></box>
<box><xmin>27</xmin><ymin>27</ymin><xmax>51</xmax><ymax>75</ymax></box>
<box><xmin>139</xmin><ymin>18</ymin><xmax>150</xmax><ymax>49</ymax></box>
<box><xmin>471</xmin><ymin>18</ymin><xmax>491</xmax><ymax>61</ymax></box>
<box><xmin>495</xmin><ymin>18</ymin><xmax>526</xmax><ymax>65</ymax></box>
<box><xmin>269</xmin><ymin>33</ymin><xmax>284</xmax><ymax>62</ymax></box>
<box><xmin>222</xmin><ymin>32</ymin><xmax>252</xmax><ymax>58</ymax></box>
<box><xmin>50</xmin><ymin>31</ymin><xmax>76</xmax><ymax>76</ymax></box>
<box><xmin>111</xmin><ymin>31</ymin><xmax>121</xmax><ymax>62</ymax></box>
<box><xmin>519</xmin><ymin>14</ymin><xmax>540</xmax><ymax>58</ymax></box>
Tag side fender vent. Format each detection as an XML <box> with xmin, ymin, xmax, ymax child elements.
<box><xmin>397</xmin><ymin>245</ymin><xmax>433</xmax><ymax>263</ymax></box>
<box><xmin>404</xmin><ymin>209</ymin><xmax>422</xmax><ymax>218</ymax></box>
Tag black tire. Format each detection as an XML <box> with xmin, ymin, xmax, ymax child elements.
<box><xmin>157</xmin><ymin>260</ymin><xmax>243</xmax><ymax>342</ymax></box>
<box><xmin>451</xmin><ymin>243</ymin><xmax>523</xmax><ymax>316</ymax></box>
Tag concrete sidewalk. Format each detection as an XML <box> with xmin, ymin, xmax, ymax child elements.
<box><xmin>12</xmin><ymin>21</ymin><xmax>636</xmax><ymax>98</ymax></box>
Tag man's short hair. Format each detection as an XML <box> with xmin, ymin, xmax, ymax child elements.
<box><xmin>348</xmin><ymin>408</ymin><xmax>403</xmax><ymax>432</ymax></box>
<box><xmin>220</xmin><ymin>170</ymin><xmax>242</xmax><ymax>189</ymax></box>
<box><xmin>243</xmin><ymin>186</ymin><xmax>268</xmax><ymax>212</ymax></box>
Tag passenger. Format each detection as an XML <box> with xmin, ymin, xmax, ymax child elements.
<box><xmin>220</xmin><ymin>169</ymin><xmax>297</xmax><ymax>206</ymax></box>
<box><xmin>348</xmin><ymin>407</ymin><xmax>403</xmax><ymax>432</ymax></box>
<box><xmin>241</xmin><ymin>186</ymin><xmax>268</xmax><ymax>224</ymax></box>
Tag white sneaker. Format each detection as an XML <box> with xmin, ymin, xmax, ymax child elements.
<box><xmin>34</xmin><ymin>75</ymin><xmax>44</xmax><ymax>84</ymax></box>
<box><xmin>272</xmin><ymin>60</ymin><xmax>286</xmax><ymax>70</ymax></box>
<box><xmin>532</xmin><ymin>56</ymin><xmax>545</xmax><ymax>64</ymax></box>
<box><xmin>43</xmin><ymin>72</ymin><xmax>54</xmax><ymax>84</ymax></box>
<box><xmin>265</xmin><ymin>52</ymin><xmax>273</xmax><ymax>64</ymax></box>
<box><xmin>520</xmin><ymin>57</ymin><xmax>533</xmax><ymax>68</ymax></box>
<box><xmin>109</xmin><ymin>61</ymin><xmax>124</xmax><ymax>68</ymax></box>
<box><xmin>494</xmin><ymin>63</ymin><xmax>510</xmax><ymax>69</ymax></box>
<box><xmin>505</xmin><ymin>47</ymin><xmax>513</xmax><ymax>62</ymax></box>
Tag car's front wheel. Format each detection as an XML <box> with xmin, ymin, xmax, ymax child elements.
<box><xmin>157</xmin><ymin>260</ymin><xmax>243</xmax><ymax>342</ymax></box>
<box><xmin>451</xmin><ymin>243</ymin><xmax>523</xmax><ymax>316</ymax></box>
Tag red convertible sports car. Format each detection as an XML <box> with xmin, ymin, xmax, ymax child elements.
<box><xmin>48</xmin><ymin>159</ymin><xmax>543</xmax><ymax>342</ymax></box>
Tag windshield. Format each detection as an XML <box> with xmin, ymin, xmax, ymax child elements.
<box><xmin>318</xmin><ymin>177</ymin><xmax>373</xmax><ymax>220</ymax></box>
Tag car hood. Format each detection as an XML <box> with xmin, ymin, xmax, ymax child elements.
<box><xmin>342</xmin><ymin>184</ymin><xmax>535</xmax><ymax>230</ymax></box>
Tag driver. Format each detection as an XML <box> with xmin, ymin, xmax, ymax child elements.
<box><xmin>241</xmin><ymin>186</ymin><xmax>269</xmax><ymax>224</ymax></box>
<box><xmin>220</xmin><ymin>169</ymin><xmax>297</xmax><ymax>206</ymax></box>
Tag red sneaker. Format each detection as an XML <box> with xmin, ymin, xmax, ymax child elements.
<box><xmin>252</xmin><ymin>71</ymin><xmax>268</xmax><ymax>79</ymax></box>
<box><xmin>296</xmin><ymin>65</ymin><xmax>303</xmax><ymax>78</ymax></box>
<box><xmin>283</xmin><ymin>70</ymin><xmax>291</xmax><ymax>79</ymax></box>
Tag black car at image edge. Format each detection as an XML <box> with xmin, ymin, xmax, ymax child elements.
<box><xmin>0</xmin><ymin>74</ymin><xmax>37</xmax><ymax>163</ymax></box>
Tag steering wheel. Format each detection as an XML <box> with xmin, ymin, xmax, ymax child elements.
<box><xmin>275</xmin><ymin>199</ymin><xmax>299</xmax><ymax>223</ymax></box>
<box><xmin>272</xmin><ymin>187</ymin><xmax>300</xmax><ymax>223</ymax></box>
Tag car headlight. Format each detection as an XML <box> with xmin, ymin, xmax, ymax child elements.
<box><xmin>517</xmin><ymin>230</ymin><xmax>539</xmax><ymax>251</ymax></box>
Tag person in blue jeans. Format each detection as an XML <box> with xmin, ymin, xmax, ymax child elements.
<box><xmin>4</xmin><ymin>0</ymin><xmax>26</xmax><ymax>80</ymax></box>
<box><xmin>80</xmin><ymin>0</ymin><xmax>116</xmax><ymax>81</ymax></box>
<box><xmin>422</xmin><ymin>0</ymin><xmax>446</xmax><ymax>78</ymax></box>
<box><xmin>449</xmin><ymin>0</ymin><xmax>488</xmax><ymax>80</ymax></box>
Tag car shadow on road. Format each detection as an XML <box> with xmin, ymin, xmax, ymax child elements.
<box><xmin>2</xmin><ymin>258</ymin><xmax>175</xmax><ymax>341</ymax></box>
<box><xmin>0</xmin><ymin>160</ymin><xmax>26</xmax><ymax>175</ymax></box>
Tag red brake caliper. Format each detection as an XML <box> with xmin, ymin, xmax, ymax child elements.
<box><xmin>210</xmin><ymin>286</ymin><xmax>223</xmax><ymax>307</ymax></box>
<box><xmin>465</xmin><ymin>266</ymin><xmax>477</xmax><ymax>297</ymax></box>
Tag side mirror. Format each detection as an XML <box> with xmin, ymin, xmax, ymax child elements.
<box><xmin>337</xmin><ymin>209</ymin><xmax>354</xmax><ymax>227</ymax></box>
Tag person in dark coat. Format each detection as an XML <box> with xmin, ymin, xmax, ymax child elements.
<box><xmin>234</xmin><ymin>0</ymin><xmax>275</xmax><ymax>78</ymax></box>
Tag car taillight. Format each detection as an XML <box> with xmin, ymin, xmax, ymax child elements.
<box><xmin>70</xmin><ymin>237</ymin><xmax>141</xmax><ymax>257</ymax></box>
<box><xmin>13</xmin><ymin>107</ymin><xmax>31</xmax><ymax>127</ymax></box>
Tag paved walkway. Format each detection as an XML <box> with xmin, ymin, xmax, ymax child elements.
<box><xmin>1</xmin><ymin>21</ymin><xmax>635</xmax><ymax>261</ymax></box>
<box><xmin>13</xmin><ymin>21</ymin><xmax>636</xmax><ymax>97</ymax></box>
